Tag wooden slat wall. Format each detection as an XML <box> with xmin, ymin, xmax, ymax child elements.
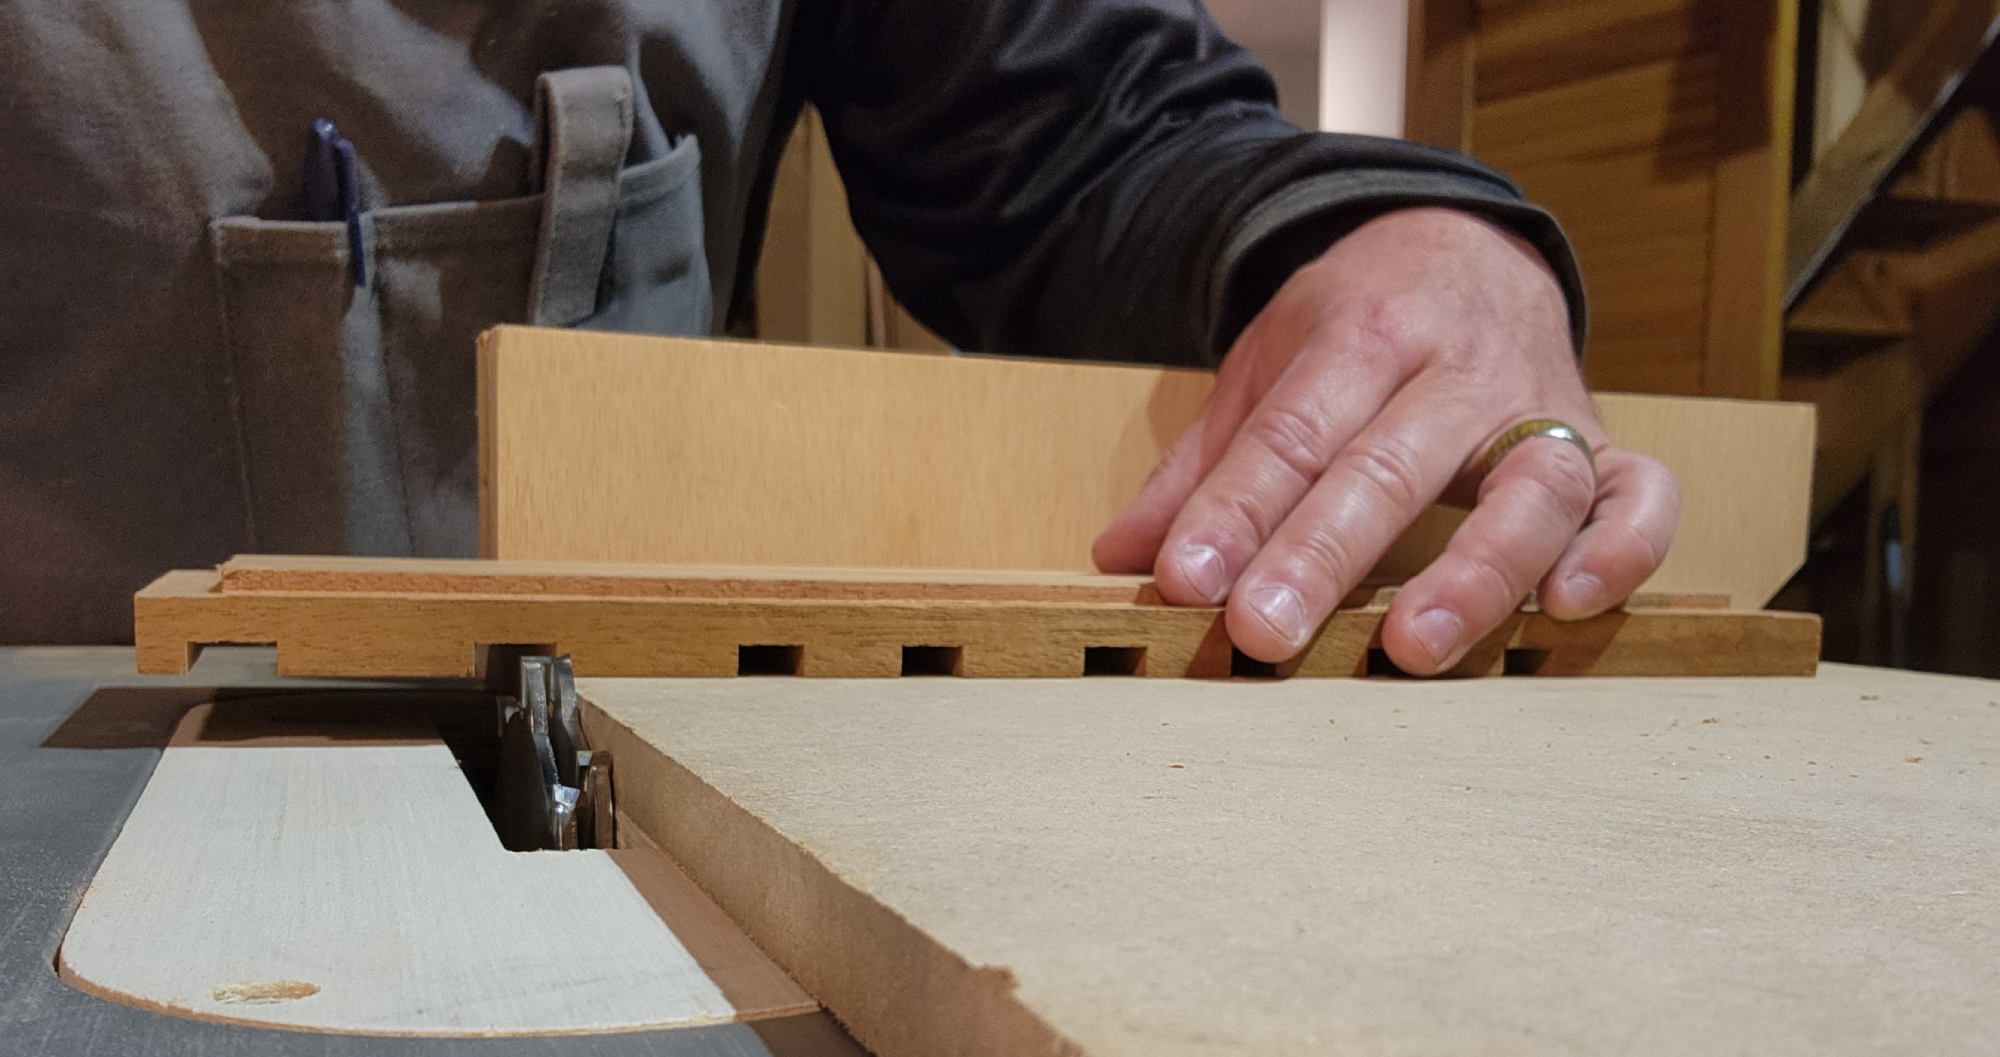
<box><xmin>1416</xmin><ymin>0</ymin><xmax>1796</xmax><ymax>398</ymax></box>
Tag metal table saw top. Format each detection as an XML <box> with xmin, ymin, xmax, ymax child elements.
<box><xmin>11</xmin><ymin>647</ymin><xmax>2000</xmax><ymax>1056</ymax></box>
<box><xmin>0</xmin><ymin>646</ymin><xmax>849</xmax><ymax>1057</ymax></box>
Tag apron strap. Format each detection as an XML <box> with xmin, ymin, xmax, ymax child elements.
<box><xmin>527</xmin><ymin>66</ymin><xmax>635</xmax><ymax>327</ymax></box>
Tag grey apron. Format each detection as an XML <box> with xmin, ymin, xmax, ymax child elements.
<box><xmin>211</xmin><ymin>67</ymin><xmax>709</xmax><ymax>560</ymax></box>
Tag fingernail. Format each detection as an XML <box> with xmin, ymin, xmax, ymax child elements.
<box><xmin>1410</xmin><ymin>608</ymin><xmax>1464</xmax><ymax>667</ymax></box>
<box><xmin>1560</xmin><ymin>572</ymin><xmax>1604</xmax><ymax>613</ymax></box>
<box><xmin>1246</xmin><ymin>584</ymin><xmax>1308</xmax><ymax>647</ymax></box>
<box><xmin>1176</xmin><ymin>544</ymin><xmax>1230</xmax><ymax>603</ymax></box>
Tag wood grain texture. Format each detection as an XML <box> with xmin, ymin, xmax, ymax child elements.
<box><xmin>756</xmin><ymin>108</ymin><xmax>950</xmax><ymax>355</ymax></box>
<box><xmin>57</xmin><ymin>698</ymin><xmax>813</xmax><ymax>1036</ymax></box>
<box><xmin>133</xmin><ymin>560</ymin><xmax>1822</xmax><ymax>679</ymax></box>
<box><xmin>1405</xmin><ymin>0</ymin><xmax>1476</xmax><ymax>151</ymax></box>
<box><xmin>476</xmin><ymin>327</ymin><xmax>1815</xmax><ymax>606</ymax></box>
<box><xmin>1702</xmin><ymin>0</ymin><xmax>1795</xmax><ymax>399</ymax></box>
<box><xmin>477</xmin><ymin>326</ymin><xmax>1211</xmax><ymax>572</ymax></box>
<box><xmin>1458</xmin><ymin>0</ymin><xmax>1795</xmax><ymax>398</ymax></box>
<box><xmin>1475</xmin><ymin>57</ymin><xmax>1721</xmax><ymax>173</ymax></box>
<box><xmin>577</xmin><ymin>665</ymin><xmax>2000</xmax><ymax>1057</ymax></box>
<box><xmin>1475</xmin><ymin>0</ymin><xmax>1715</xmax><ymax>104</ymax></box>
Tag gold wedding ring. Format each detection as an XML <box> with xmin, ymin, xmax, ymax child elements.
<box><xmin>1481</xmin><ymin>419</ymin><xmax>1596</xmax><ymax>479</ymax></box>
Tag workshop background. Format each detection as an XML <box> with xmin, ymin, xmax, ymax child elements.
<box><xmin>751</xmin><ymin>0</ymin><xmax>2000</xmax><ymax>681</ymax></box>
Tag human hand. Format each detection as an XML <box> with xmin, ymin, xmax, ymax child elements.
<box><xmin>1093</xmin><ymin>207</ymin><xmax>1680</xmax><ymax>674</ymax></box>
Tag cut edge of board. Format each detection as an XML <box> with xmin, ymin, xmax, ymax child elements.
<box><xmin>580</xmin><ymin>696</ymin><xmax>1086</xmax><ymax>1057</ymax></box>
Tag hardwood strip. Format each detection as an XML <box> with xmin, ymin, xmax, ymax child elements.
<box><xmin>477</xmin><ymin>327</ymin><xmax>1213</xmax><ymax>574</ymax></box>
<box><xmin>133</xmin><ymin>561</ymin><xmax>1822</xmax><ymax>680</ymax></box>
<box><xmin>609</xmin><ymin>849</ymin><xmax>820</xmax><ymax>1023</ymax></box>
<box><xmin>219</xmin><ymin>554</ymin><xmax>1161</xmax><ymax>605</ymax></box>
<box><xmin>216</xmin><ymin>558</ymin><xmax>1719</xmax><ymax>609</ymax></box>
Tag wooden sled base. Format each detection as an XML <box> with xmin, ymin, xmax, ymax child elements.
<box><xmin>134</xmin><ymin>557</ymin><xmax>1822</xmax><ymax>680</ymax></box>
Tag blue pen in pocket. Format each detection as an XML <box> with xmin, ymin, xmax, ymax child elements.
<box><xmin>302</xmin><ymin>118</ymin><xmax>367</xmax><ymax>288</ymax></box>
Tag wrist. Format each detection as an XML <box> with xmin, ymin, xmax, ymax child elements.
<box><xmin>1213</xmin><ymin>186</ymin><xmax>1588</xmax><ymax>360</ymax></box>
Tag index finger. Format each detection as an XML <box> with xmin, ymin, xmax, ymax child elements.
<box><xmin>1142</xmin><ymin>342</ymin><xmax>1406</xmax><ymax>605</ymax></box>
<box><xmin>1093</xmin><ymin>313</ymin><xmax>1359</xmax><ymax>576</ymax></box>
<box><xmin>1217</xmin><ymin>381</ymin><xmax>1491</xmax><ymax>661</ymax></box>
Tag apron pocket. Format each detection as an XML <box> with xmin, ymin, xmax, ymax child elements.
<box><xmin>210</xmin><ymin>195</ymin><xmax>541</xmax><ymax>557</ymax></box>
<box><xmin>584</xmin><ymin>134</ymin><xmax>711</xmax><ymax>336</ymax></box>
<box><xmin>370</xmin><ymin>197</ymin><xmax>542</xmax><ymax>555</ymax></box>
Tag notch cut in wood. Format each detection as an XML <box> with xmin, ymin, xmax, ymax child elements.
<box><xmin>135</xmin><ymin>557</ymin><xmax>1820</xmax><ymax>680</ymax></box>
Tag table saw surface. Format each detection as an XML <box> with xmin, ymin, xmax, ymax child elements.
<box><xmin>0</xmin><ymin>648</ymin><xmax>847</xmax><ymax>1057</ymax></box>
<box><xmin>5</xmin><ymin>648</ymin><xmax>1997</xmax><ymax>1056</ymax></box>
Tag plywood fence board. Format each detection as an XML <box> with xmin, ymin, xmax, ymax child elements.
<box><xmin>1595</xmin><ymin>392</ymin><xmax>1816</xmax><ymax>608</ymax></box>
<box><xmin>477</xmin><ymin>328</ymin><xmax>1815</xmax><ymax>607</ymax></box>
<box><xmin>476</xmin><ymin>326</ymin><xmax>1212</xmax><ymax>573</ymax></box>
<box><xmin>576</xmin><ymin>665</ymin><xmax>2000</xmax><ymax>1057</ymax></box>
<box><xmin>133</xmin><ymin>559</ymin><xmax>1822</xmax><ymax>680</ymax></box>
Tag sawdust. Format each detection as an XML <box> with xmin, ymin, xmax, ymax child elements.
<box><xmin>211</xmin><ymin>980</ymin><xmax>319</xmax><ymax>1004</ymax></box>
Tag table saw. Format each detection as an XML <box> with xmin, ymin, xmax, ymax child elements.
<box><xmin>4</xmin><ymin>329</ymin><xmax>1995</xmax><ymax>1055</ymax></box>
<box><xmin>8</xmin><ymin>645</ymin><xmax>1998</xmax><ymax>1055</ymax></box>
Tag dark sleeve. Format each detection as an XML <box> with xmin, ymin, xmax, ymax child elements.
<box><xmin>797</xmin><ymin>0</ymin><xmax>1585</xmax><ymax>368</ymax></box>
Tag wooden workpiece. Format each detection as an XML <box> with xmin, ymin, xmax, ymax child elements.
<box><xmin>477</xmin><ymin>327</ymin><xmax>1816</xmax><ymax>608</ymax></box>
<box><xmin>134</xmin><ymin>556</ymin><xmax>1821</xmax><ymax>679</ymax></box>
<box><xmin>215</xmin><ymin>553</ymin><xmax>1165</xmax><ymax>604</ymax></box>
<box><xmin>577</xmin><ymin>667</ymin><xmax>2000</xmax><ymax>1057</ymax></box>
